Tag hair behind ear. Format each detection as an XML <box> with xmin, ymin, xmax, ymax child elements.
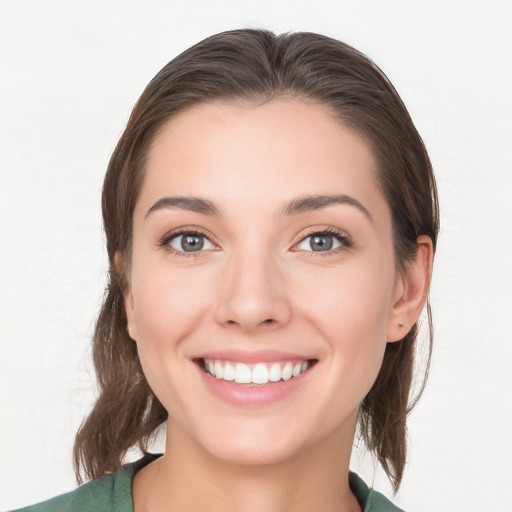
<box><xmin>73</xmin><ymin>279</ymin><xmax>168</xmax><ymax>483</ymax></box>
<box><xmin>360</xmin><ymin>234</ymin><xmax>434</xmax><ymax>492</ymax></box>
<box><xmin>360</xmin><ymin>296</ymin><xmax>433</xmax><ymax>493</ymax></box>
<box><xmin>360</xmin><ymin>327</ymin><xmax>415</xmax><ymax>491</ymax></box>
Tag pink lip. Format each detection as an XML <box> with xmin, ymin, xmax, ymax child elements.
<box><xmin>198</xmin><ymin>368</ymin><xmax>312</xmax><ymax>406</ymax></box>
<box><xmin>194</xmin><ymin>356</ymin><xmax>316</xmax><ymax>407</ymax></box>
<box><xmin>193</xmin><ymin>349</ymin><xmax>313</xmax><ymax>364</ymax></box>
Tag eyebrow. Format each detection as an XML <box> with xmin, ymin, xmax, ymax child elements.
<box><xmin>280</xmin><ymin>194</ymin><xmax>372</xmax><ymax>222</ymax></box>
<box><xmin>146</xmin><ymin>196</ymin><xmax>221</xmax><ymax>218</ymax></box>
<box><xmin>145</xmin><ymin>194</ymin><xmax>372</xmax><ymax>222</ymax></box>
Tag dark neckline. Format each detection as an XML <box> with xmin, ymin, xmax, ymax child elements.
<box><xmin>124</xmin><ymin>453</ymin><xmax>399</xmax><ymax>512</ymax></box>
<box><xmin>127</xmin><ymin>453</ymin><xmax>367</xmax><ymax>510</ymax></box>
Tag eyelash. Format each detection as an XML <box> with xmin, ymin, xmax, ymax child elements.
<box><xmin>158</xmin><ymin>228</ymin><xmax>213</xmax><ymax>259</ymax></box>
<box><xmin>158</xmin><ymin>227</ymin><xmax>352</xmax><ymax>259</ymax></box>
<box><xmin>296</xmin><ymin>227</ymin><xmax>353</xmax><ymax>257</ymax></box>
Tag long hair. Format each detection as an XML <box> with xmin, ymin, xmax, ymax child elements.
<box><xmin>73</xmin><ymin>28</ymin><xmax>439</xmax><ymax>492</ymax></box>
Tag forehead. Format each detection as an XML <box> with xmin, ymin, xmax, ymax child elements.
<box><xmin>136</xmin><ymin>99</ymin><xmax>386</xmax><ymax>221</ymax></box>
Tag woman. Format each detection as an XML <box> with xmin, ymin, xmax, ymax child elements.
<box><xmin>13</xmin><ymin>28</ymin><xmax>438</xmax><ymax>512</ymax></box>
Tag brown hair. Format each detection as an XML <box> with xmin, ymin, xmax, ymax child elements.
<box><xmin>73</xmin><ymin>28</ymin><xmax>439</xmax><ymax>492</ymax></box>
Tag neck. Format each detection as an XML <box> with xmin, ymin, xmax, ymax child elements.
<box><xmin>133</xmin><ymin>414</ymin><xmax>361</xmax><ymax>512</ymax></box>
<box><xmin>133</xmin><ymin>417</ymin><xmax>361</xmax><ymax>512</ymax></box>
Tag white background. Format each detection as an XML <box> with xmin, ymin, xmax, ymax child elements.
<box><xmin>1</xmin><ymin>1</ymin><xmax>511</xmax><ymax>510</ymax></box>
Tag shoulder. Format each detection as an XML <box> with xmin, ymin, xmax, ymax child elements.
<box><xmin>350</xmin><ymin>472</ymin><xmax>406</xmax><ymax>512</ymax></box>
<box><xmin>8</xmin><ymin>461</ymin><xmax>138</xmax><ymax>512</ymax></box>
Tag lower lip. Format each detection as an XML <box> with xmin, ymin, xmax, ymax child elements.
<box><xmin>197</xmin><ymin>364</ymin><xmax>312</xmax><ymax>406</ymax></box>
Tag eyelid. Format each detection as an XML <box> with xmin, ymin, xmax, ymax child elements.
<box><xmin>292</xmin><ymin>226</ymin><xmax>353</xmax><ymax>255</ymax></box>
<box><xmin>158</xmin><ymin>225</ymin><xmax>352</xmax><ymax>259</ymax></box>
<box><xmin>158</xmin><ymin>227</ymin><xmax>219</xmax><ymax>258</ymax></box>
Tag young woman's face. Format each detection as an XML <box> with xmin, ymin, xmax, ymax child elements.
<box><xmin>125</xmin><ymin>99</ymin><xmax>406</xmax><ymax>465</ymax></box>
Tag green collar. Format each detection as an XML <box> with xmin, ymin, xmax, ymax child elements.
<box><xmin>13</xmin><ymin>453</ymin><xmax>403</xmax><ymax>512</ymax></box>
<box><xmin>121</xmin><ymin>454</ymin><xmax>404</xmax><ymax>512</ymax></box>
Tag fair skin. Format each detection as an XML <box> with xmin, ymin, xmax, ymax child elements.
<box><xmin>123</xmin><ymin>99</ymin><xmax>433</xmax><ymax>512</ymax></box>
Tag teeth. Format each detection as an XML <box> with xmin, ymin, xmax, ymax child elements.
<box><xmin>269</xmin><ymin>363</ymin><xmax>282</xmax><ymax>382</ymax></box>
<box><xmin>223</xmin><ymin>362</ymin><xmax>235</xmax><ymax>381</ymax></box>
<box><xmin>203</xmin><ymin>359</ymin><xmax>312</xmax><ymax>385</ymax></box>
<box><xmin>281</xmin><ymin>362</ymin><xmax>293</xmax><ymax>381</ymax></box>
<box><xmin>234</xmin><ymin>363</ymin><xmax>252</xmax><ymax>384</ymax></box>
<box><xmin>214</xmin><ymin>361</ymin><xmax>224</xmax><ymax>379</ymax></box>
<box><xmin>252</xmin><ymin>363</ymin><xmax>269</xmax><ymax>384</ymax></box>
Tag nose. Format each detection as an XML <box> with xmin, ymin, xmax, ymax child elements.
<box><xmin>214</xmin><ymin>247</ymin><xmax>292</xmax><ymax>334</ymax></box>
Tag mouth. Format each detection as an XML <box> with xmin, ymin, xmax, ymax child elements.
<box><xmin>196</xmin><ymin>358</ymin><xmax>318</xmax><ymax>386</ymax></box>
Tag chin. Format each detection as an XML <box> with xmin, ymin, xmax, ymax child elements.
<box><xmin>196</xmin><ymin>417</ymin><xmax>349</xmax><ymax>469</ymax></box>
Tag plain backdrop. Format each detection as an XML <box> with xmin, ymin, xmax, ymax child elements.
<box><xmin>1</xmin><ymin>1</ymin><xmax>511</xmax><ymax>511</ymax></box>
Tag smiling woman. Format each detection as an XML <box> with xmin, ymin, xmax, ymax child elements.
<box><xmin>11</xmin><ymin>29</ymin><xmax>438</xmax><ymax>512</ymax></box>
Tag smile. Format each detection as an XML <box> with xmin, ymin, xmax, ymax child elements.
<box><xmin>200</xmin><ymin>358</ymin><xmax>316</xmax><ymax>385</ymax></box>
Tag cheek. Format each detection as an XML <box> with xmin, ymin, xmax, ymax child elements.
<box><xmin>300</xmin><ymin>261</ymin><xmax>393</xmax><ymax>395</ymax></box>
<box><xmin>128</xmin><ymin>265</ymin><xmax>214</xmax><ymax>412</ymax></box>
<box><xmin>131</xmin><ymin>264</ymin><xmax>211</xmax><ymax>340</ymax></box>
<box><xmin>302</xmin><ymin>260</ymin><xmax>393</xmax><ymax>340</ymax></box>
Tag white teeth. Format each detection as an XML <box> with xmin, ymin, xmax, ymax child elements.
<box><xmin>269</xmin><ymin>363</ymin><xmax>282</xmax><ymax>382</ymax></box>
<box><xmin>214</xmin><ymin>361</ymin><xmax>224</xmax><ymax>379</ymax></box>
<box><xmin>204</xmin><ymin>359</ymin><xmax>312</xmax><ymax>384</ymax></box>
<box><xmin>252</xmin><ymin>363</ymin><xmax>269</xmax><ymax>384</ymax></box>
<box><xmin>234</xmin><ymin>363</ymin><xmax>252</xmax><ymax>384</ymax></box>
<box><xmin>223</xmin><ymin>362</ymin><xmax>235</xmax><ymax>381</ymax></box>
<box><xmin>281</xmin><ymin>362</ymin><xmax>293</xmax><ymax>381</ymax></box>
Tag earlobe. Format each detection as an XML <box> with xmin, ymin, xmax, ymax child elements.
<box><xmin>386</xmin><ymin>235</ymin><xmax>434</xmax><ymax>343</ymax></box>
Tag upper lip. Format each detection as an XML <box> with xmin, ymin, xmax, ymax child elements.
<box><xmin>193</xmin><ymin>349</ymin><xmax>316</xmax><ymax>364</ymax></box>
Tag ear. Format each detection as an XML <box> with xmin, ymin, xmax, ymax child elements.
<box><xmin>386</xmin><ymin>235</ymin><xmax>434</xmax><ymax>343</ymax></box>
<box><xmin>115</xmin><ymin>252</ymin><xmax>137</xmax><ymax>339</ymax></box>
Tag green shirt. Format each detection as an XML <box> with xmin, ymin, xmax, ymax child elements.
<box><xmin>10</xmin><ymin>454</ymin><xmax>404</xmax><ymax>512</ymax></box>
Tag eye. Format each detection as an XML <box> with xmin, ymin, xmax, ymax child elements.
<box><xmin>295</xmin><ymin>228</ymin><xmax>352</xmax><ymax>254</ymax></box>
<box><xmin>160</xmin><ymin>229</ymin><xmax>217</xmax><ymax>257</ymax></box>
